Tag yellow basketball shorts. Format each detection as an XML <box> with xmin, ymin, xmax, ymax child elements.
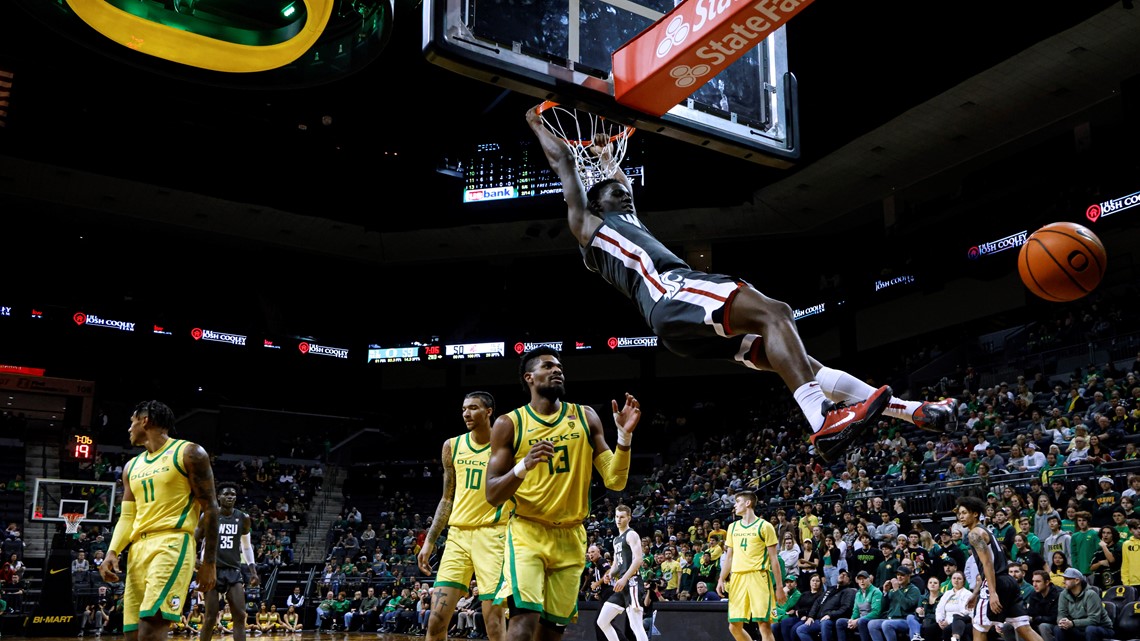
<box><xmin>435</xmin><ymin>523</ymin><xmax>507</xmax><ymax>600</ymax></box>
<box><xmin>123</xmin><ymin>531</ymin><xmax>197</xmax><ymax>630</ymax></box>
<box><xmin>727</xmin><ymin>570</ymin><xmax>776</xmax><ymax>623</ymax></box>
<box><xmin>493</xmin><ymin>518</ymin><xmax>585</xmax><ymax>625</ymax></box>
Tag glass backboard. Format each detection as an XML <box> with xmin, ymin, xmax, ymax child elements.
<box><xmin>31</xmin><ymin>477</ymin><xmax>117</xmax><ymax>524</ymax></box>
<box><xmin>423</xmin><ymin>0</ymin><xmax>799</xmax><ymax>167</ymax></box>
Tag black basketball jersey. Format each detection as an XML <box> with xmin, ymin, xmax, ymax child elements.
<box><xmin>612</xmin><ymin>528</ymin><xmax>637</xmax><ymax>578</ymax></box>
<box><xmin>970</xmin><ymin>526</ymin><xmax>1008</xmax><ymax>578</ymax></box>
<box><xmin>217</xmin><ymin>509</ymin><xmax>246</xmax><ymax>569</ymax></box>
<box><xmin>581</xmin><ymin>212</ymin><xmax>688</xmax><ymax>323</ymax></box>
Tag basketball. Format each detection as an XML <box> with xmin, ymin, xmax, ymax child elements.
<box><xmin>1017</xmin><ymin>222</ymin><xmax>1106</xmax><ymax>302</ymax></box>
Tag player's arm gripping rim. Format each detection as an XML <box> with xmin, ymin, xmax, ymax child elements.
<box><xmin>525</xmin><ymin>105</ymin><xmax>604</xmax><ymax>246</ymax></box>
<box><xmin>968</xmin><ymin>527</ymin><xmax>1001</xmax><ymax>614</ymax></box>
<box><xmin>418</xmin><ymin>439</ymin><xmax>455</xmax><ymax>577</ymax></box>
<box><xmin>187</xmin><ymin>443</ymin><xmax>220</xmax><ymax>594</ymax></box>
<box><xmin>613</xmin><ymin>529</ymin><xmax>644</xmax><ymax>593</ymax></box>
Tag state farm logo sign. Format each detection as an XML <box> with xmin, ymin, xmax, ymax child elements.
<box><xmin>614</xmin><ymin>0</ymin><xmax>812</xmax><ymax>114</ymax></box>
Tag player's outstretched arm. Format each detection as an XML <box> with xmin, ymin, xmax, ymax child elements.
<box><xmin>590</xmin><ymin>393</ymin><xmax>641</xmax><ymax>491</ymax></box>
<box><xmin>525</xmin><ymin>103</ymin><xmax>601</xmax><ymax>246</ymax></box>
<box><xmin>418</xmin><ymin>439</ymin><xmax>455</xmax><ymax>576</ymax></box>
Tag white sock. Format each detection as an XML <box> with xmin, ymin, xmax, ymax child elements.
<box><xmin>794</xmin><ymin>381</ymin><xmax>827</xmax><ymax>432</ymax></box>
<box><xmin>815</xmin><ymin>366</ymin><xmax>918</xmax><ymax>424</ymax></box>
<box><xmin>885</xmin><ymin>399</ymin><xmax>922</xmax><ymax>422</ymax></box>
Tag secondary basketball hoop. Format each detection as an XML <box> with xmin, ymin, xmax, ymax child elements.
<box><xmin>63</xmin><ymin>512</ymin><xmax>84</xmax><ymax>534</ymax></box>
<box><xmin>535</xmin><ymin>101</ymin><xmax>634</xmax><ymax>189</ymax></box>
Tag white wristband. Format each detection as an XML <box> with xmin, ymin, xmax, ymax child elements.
<box><xmin>513</xmin><ymin>460</ymin><xmax>529</xmax><ymax>479</ymax></box>
<box><xmin>617</xmin><ymin>431</ymin><xmax>632</xmax><ymax>447</ymax></box>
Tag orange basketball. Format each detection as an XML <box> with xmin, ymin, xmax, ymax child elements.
<box><xmin>1018</xmin><ymin>222</ymin><xmax>1106</xmax><ymax>302</ymax></box>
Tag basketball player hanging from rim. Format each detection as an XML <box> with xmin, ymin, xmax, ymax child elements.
<box><xmin>955</xmin><ymin>495</ymin><xmax>1043</xmax><ymax>641</ymax></box>
<box><xmin>524</xmin><ymin>102</ymin><xmax>957</xmax><ymax>462</ymax></box>
<box><xmin>196</xmin><ymin>482</ymin><xmax>258</xmax><ymax>641</ymax></box>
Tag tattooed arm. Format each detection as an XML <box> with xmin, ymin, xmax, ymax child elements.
<box><xmin>186</xmin><ymin>442</ymin><xmax>219</xmax><ymax>593</ymax></box>
<box><xmin>968</xmin><ymin>526</ymin><xmax>1001</xmax><ymax>614</ymax></box>
<box><xmin>418</xmin><ymin>439</ymin><xmax>454</xmax><ymax>576</ymax></box>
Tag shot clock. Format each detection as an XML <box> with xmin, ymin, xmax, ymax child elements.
<box><xmin>65</xmin><ymin>432</ymin><xmax>97</xmax><ymax>461</ymax></box>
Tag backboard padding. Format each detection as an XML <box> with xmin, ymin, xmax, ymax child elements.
<box><xmin>424</xmin><ymin>0</ymin><xmax>799</xmax><ymax>166</ymax></box>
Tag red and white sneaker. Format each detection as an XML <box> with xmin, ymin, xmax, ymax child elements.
<box><xmin>810</xmin><ymin>385</ymin><xmax>893</xmax><ymax>463</ymax></box>
<box><xmin>912</xmin><ymin>397</ymin><xmax>959</xmax><ymax>432</ymax></box>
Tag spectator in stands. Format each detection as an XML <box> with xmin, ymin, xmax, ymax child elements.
<box><xmin>347</xmin><ymin>507</ymin><xmax>363</xmax><ymax>526</ymax></box>
<box><xmin>799</xmin><ymin>569</ymin><xmax>855</xmax><ymax>641</ymax></box>
<box><xmin>285</xmin><ymin>586</ymin><xmax>304</xmax><ymax>611</ymax></box>
<box><xmin>1050</xmin><ymin>567</ymin><xmax>1113</xmax><ymax>641</ymax></box>
<box><xmin>1044</xmin><ymin>516</ymin><xmax>1072</xmax><ymax>570</ymax></box>
<box><xmin>797</xmin><ymin>539</ymin><xmax>823</xmax><ymax>592</ymax></box>
<box><xmin>935</xmin><ymin>570</ymin><xmax>972</xmax><ymax>641</ymax></box>
<box><xmin>980</xmin><ymin>445</ymin><xmax>1006</xmax><ymax>473</ymax></box>
<box><xmin>3</xmin><ymin>573</ymin><xmax>24</xmax><ymax>613</ymax></box>
<box><xmin>315</xmin><ymin>591</ymin><xmax>337</xmax><ymax>631</ymax></box>
<box><xmin>1035</xmin><ymin>496</ymin><xmax>1062</xmax><ymax>543</ymax></box>
<box><xmin>1088</xmin><ymin>527</ymin><xmax>1121</xmax><ymax>588</ymax></box>
<box><xmin>1049</xmin><ymin>552</ymin><xmax>1071</xmax><ymax>588</ymax></box>
<box><xmin>1070</xmin><ymin>513</ymin><xmax>1098</xmax><ymax>577</ymax></box>
<box><xmin>342</xmin><ymin>530</ymin><xmax>360</xmax><ymax>560</ymax></box>
<box><xmin>867</xmin><ymin>565</ymin><xmax>921</xmax><ymax>641</ymax></box>
<box><xmin>874</xmin><ymin>541</ymin><xmax>901</xmax><ymax>590</ymax></box>
<box><xmin>835</xmin><ymin>570</ymin><xmax>881</xmax><ymax>641</ymax></box>
<box><xmin>779</xmin><ymin>574</ymin><xmax>823</xmax><ymax>641</ymax></box>
<box><xmin>0</xmin><ymin>531</ymin><xmax>24</xmax><ymax>561</ymax></box>
<box><xmin>1092</xmin><ymin>477</ymin><xmax>1121</xmax><ymax>526</ymax></box>
<box><xmin>1</xmin><ymin>553</ymin><xmax>24</xmax><ymax>582</ymax></box>
<box><xmin>1012</xmin><ymin>533</ymin><xmax>1047</xmax><ymax>577</ymax></box>
<box><xmin>990</xmin><ymin>510</ymin><xmax>1015</xmax><ymax>552</ymax></box>
<box><xmin>1016</xmin><ymin>570</ymin><xmax>1058</xmax><ymax>641</ymax></box>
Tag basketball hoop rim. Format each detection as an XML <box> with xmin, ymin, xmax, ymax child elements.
<box><xmin>536</xmin><ymin>100</ymin><xmax>635</xmax><ymax>146</ymax></box>
<box><xmin>63</xmin><ymin>512</ymin><xmax>84</xmax><ymax>533</ymax></box>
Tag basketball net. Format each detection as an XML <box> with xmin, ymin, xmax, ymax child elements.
<box><xmin>63</xmin><ymin>513</ymin><xmax>84</xmax><ymax>535</ymax></box>
<box><xmin>535</xmin><ymin>101</ymin><xmax>634</xmax><ymax>190</ymax></box>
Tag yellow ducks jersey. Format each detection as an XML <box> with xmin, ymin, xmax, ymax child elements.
<box><xmin>124</xmin><ymin>438</ymin><xmax>200</xmax><ymax>538</ymax></box>
<box><xmin>449</xmin><ymin>432</ymin><xmax>505</xmax><ymax>527</ymax></box>
<box><xmin>508</xmin><ymin>402</ymin><xmax>594</xmax><ymax>527</ymax></box>
<box><xmin>729</xmin><ymin>518</ymin><xmax>778</xmax><ymax>574</ymax></box>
